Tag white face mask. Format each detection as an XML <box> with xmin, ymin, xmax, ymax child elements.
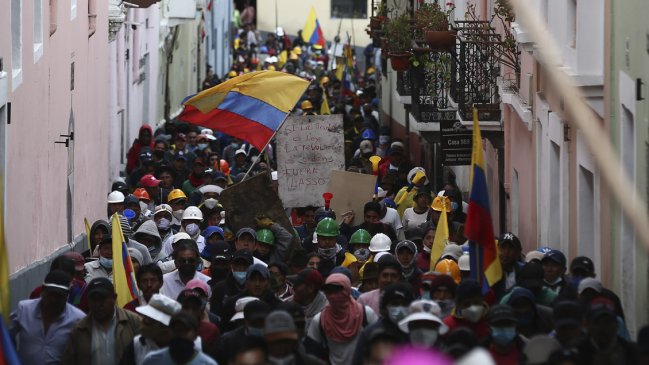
<box><xmin>268</xmin><ymin>354</ymin><xmax>296</xmax><ymax>365</ymax></box>
<box><xmin>422</xmin><ymin>245</ymin><xmax>432</xmax><ymax>253</ymax></box>
<box><xmin>185</xmin><ymin>223</ymin><xmax>200</xmax><ymax>237</ymax></box>
<box><xmin>461</xmin><ymin>304</ymin><xmax>485</xmax><ymax>323</ymax></box>
<box><xmin>409</xmin><ymin>328</ymin><xmax>438</xmax><ymax>347</ymax></box>
<box><xmin>203</xmin><ymin>198</ymin><xmax>218</xmax><ymax>209</ymax></box>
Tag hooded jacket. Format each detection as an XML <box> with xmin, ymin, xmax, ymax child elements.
<box><xmin>126</xmin><ymin>125</ymin><xmax>154</xmax><ymax>174</ymax></box>
<box><xmin>85</xmin><ymin>220</ymin><xmax>110</xmax><ymax>257</ymax></box>
<box><xmin>132</xmin><ymin>220</ymin><xmax>164</xmax><ymax>261</ymax></box>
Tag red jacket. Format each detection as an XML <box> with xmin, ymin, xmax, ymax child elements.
<box><xmin>443</xmin><ymin>314</ymin><xmax>490</xmax><ymax>342</ymax></box>
<box><xmin>126</xmin><ymin>125</ymin><xmax>154</xmax><ymax>174</ymax></box>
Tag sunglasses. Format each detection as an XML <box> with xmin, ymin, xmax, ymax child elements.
<box><xmin>176</xmin><ymin>258</ymin><xmax>198</xmax><ymax>265</ymax></box>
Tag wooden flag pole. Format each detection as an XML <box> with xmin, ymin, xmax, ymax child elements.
<box><xmin>508</xmin><ymin>0</ymin><xmax>649</xmax><ymax>251</ymax></box>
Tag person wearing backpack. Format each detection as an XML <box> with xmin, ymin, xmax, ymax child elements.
<box><xmin>304</xmin><ymin>273</ymin><xmax>378</xmax><ymax>364</ymax></box>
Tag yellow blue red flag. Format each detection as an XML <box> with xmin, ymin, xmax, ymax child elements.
<box><xmin>111</xmin><ymin>214</ymin><xmax>139</xmax><ymax>308</ymax></box>
<box><xmin>466</xmin><ymin>108</ymin><xmax>502</xmax><ymax>292</ymax></box>
<box><xmin>178</xmin><ymin>71</ymin><xmax>310</xmax><ymax>150</ymax></box>
<box><xmin>302</xmin><ymin>7</ymin><xmax>326</xmax><ymax>47</ymax></box>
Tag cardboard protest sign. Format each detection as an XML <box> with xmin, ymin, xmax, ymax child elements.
<box><xmin>219</xmin><ymin>173</ymin><xmax>295</xmax><ymax>236</ymax></box>
<box><xmin>276</xmin><ymin>115</ymin><xmax>344</xmax><ymax>208</ymax></box>
<box><xmin>326</xmin><ymin>170</ymin><xmax>377</xmax><ymax>223</ymax></box>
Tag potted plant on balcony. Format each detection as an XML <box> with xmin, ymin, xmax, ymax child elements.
<box><xmin>415</xmin><ymin>2</ymin><xmax>456</xmax><ymax>51</ymax></box>
<box><xmin>369</xmin><ymin>1</ymin><xmax>388</xmax><ymax>30</ymax></box>
<box><xmin>385</xmin><ymin>12</ymin><xmax>413</xmax><ymax>71</ymax></box>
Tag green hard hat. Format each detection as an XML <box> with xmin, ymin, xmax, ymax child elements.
<box><xmin>256</xmin><ymin>228</ymin><xmax>275</xmax><ymax>246</ymax></box>
<box><xmin>350</xmin><ymin>229</ymin><xmax>371</xmax><ymax>245</ymax></box>
<box><xmin>315</xmin><ymin>217</ymin><xmax>339</xmax><ymax>237</ymax></box>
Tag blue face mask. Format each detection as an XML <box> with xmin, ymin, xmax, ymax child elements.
<box><xmin>197</xmin><ymin>143</ymin><xmax>209</xmax><ymax>151</ymax></box>
<box><xmin>491</xmin><ymin>326</ymin><xmax>517</xmax><ymax>345</ymax></box>
<box><xmin>99</xmin><ymin>256</ymin><xmax>113</xmax><ymax>269</ymax></box>
<box><xmin>451</xmin><ymin>202</ymin><xmax>459</xmax><ymax>211</ymax></box>
<box><xmin>387</xmin><ymin>305</ymin><xmax>409</xmax><ymax>324</ymax></box>
<box><xmin>247</xmin><ymin>326</ymin><xmax>264</xmax><ymax>337</ymax></box>
<box><xmin>233</xmin><ymin>271</ymin><xmax>247</xmax><ymax>285</ymax></box>
<box><xmin>421</xmin><ymin>291</ymin><xmax>431</xmax><ymax>300</ymax></box>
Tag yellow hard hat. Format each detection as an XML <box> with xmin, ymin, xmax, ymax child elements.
<box><xmin>168</xmin><ymin>189</ymin><xmax>187</xmax><ymax>202</ymax></box>
<box><xmin>289</xmin><ymin>52</ymin><xmax>298</xmax><ymax>60</ymax></box>
<box><xmin>293</xmin><ymin>46</ymin><xmax>302</xmax><ymax>55</ymax></box>
<box><xmin>268</xmin><ymin>65</ymin><xmax>276</xmax><ymax>71</ymax></box>
<box><xmin>367</xmin><ymin>66</ymin><xmax>376</xmax><ymax>75</ymax></box>
<box><xmin>313</xmin><ymin>44</ymin><xmax>323</xmax><ymax>50</ymax></box>
<box><xmin>320</xmin><ymin>76</ymin><xmax>330</xmax><ymax>85</ymax></box>
<box><xmin>227</xmin><ymin>70</ymin><xmax>237</xmax><ymax>78</ymax></box>
<box><xmin>243</xmin><ymin>67</ymin><xmax>250</xmax><ymax>73</ymax></box>
<box><xmin>301</xmin><ymin>100</ymin><xmax>313</xmax><ymax>110</ymax></box>
<box><xmin>434</xmin><ymin>259</ymin><xmax>461</xmax><ymax>284</ymax></box>
<box><xmin>432</xmin><ymin>196</ymin><xmax>452</xmax><ymax>212</ymax></box>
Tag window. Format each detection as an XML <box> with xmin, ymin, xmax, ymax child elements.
<box><xmin>88</xmin><ymin>0</ymin><xmax>96</xmax><ymax>36</ymax></box>
<box><xmin>71</xmin><ymin>0</ymin><xmax>77</xmax><ymax>19</ymax></box>
<box><xmin>578</xmin><ymin>166</ymin><xmax>594</xmax><ymax>259</ymax></box>
<box><xmin>331</xmin><ymin>0</ymin><xmax>367</xmax><ymax>19</ymax></box>
<box><xmin>49</xmin><ymin>0</ymin><xmax>58</xmax><ymax>35</ymax></box>
<box><xmin>34</xmin><ymin>0</ymin><xmax>43</xmax><ymax>62</ymax></box>
<box><xmin>568</xmin><ymin>0</ymin><xmax>577</xmax><ymax>48</ymax></box>
<box><xmin>11</xmin><ymin>0</ymin><xmax>23</xmax><ymax>90</ymax></box>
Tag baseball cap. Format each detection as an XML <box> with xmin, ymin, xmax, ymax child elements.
<box><xmin>154</xmin><ymin>204</ymin><xmax>173</xmax><ymax>216</ymax></box>
<box><xmin>135</xmin><ymin>294</ymin><xmax>181</xmax><ymax>326</ymax></box>
<box><xmin>525</xmin><ymin>250</ymin><xmax>545</xmax><ymax>263</ymax></box>
<box><xmin>174</xmin><ymin>150</ymin><xmax>188</xmax><ymax>161</ymax></box>
<box><xmin>244</xmin><ymin>300</ymin><xmax>271</xmax><ymax>322</ymax></box>
<box><xmin>201</xmin><ymin>240</ymin><xmax>231</xmax><ymax>262</ymax></box>
<box><xmin>87</xmin><ymin>277</ymin><xmax>114</xmax><ymax>297</ymax></box>
<box><xmin>177</xmin><ymin>288</ymin><xmax>206</xmax><ymax>308</ymax></box>
<box><xmin>498</xmin><ymin>232</ymin><xmax>522</xmax><ymax>250</ymax></box>
<box><xmin>288</xmin><ymin>268</ymin><xmax>324</xmax><ymax>289</ymax></box>
<box><xmin>140</xmin><ymin>174</ymin><xmax>161</xmax><ymax>188</ymax></box>
<box><xmin>42</xmin><ymin>270</ymin><xmax>72</xmax><ymax>294</ymax></box>
<box><xmin>139</xmin><ymin>149</ymin><xmax>153</xmax><ymax>162</ymax></box>
<box><xmin>359</xmin><ymin>140</ymin><xmax>373</xmax><ymax>154</ymax></box>
<box><xmin>404</xmin><ymin>227</ymin><xmax>424</xmax><ymax>242</ymax></box>
<box><xmin>231</xmin><ymin>297</ymin><xmax>260</xmax><ymax>322</ymax></box>
<box><xmin>232</xmin><ymin>249</ymin><xmax>254</xmax><ymax>266</ymax></box>
<box><xmin>264</xmin><ymin>310</ymin><xmax>299</xmax><ymax>342</ymax></box>
<box><xmin>64</xmin><ymin>251</ymin><xmax>85</xmax><ymax>271</ymax></box>
<box><xmin>236</xmin><ymin>227</ymin><xmax>257</xmax><ymax>241</ymax></box>
<box><xmin>570</xmin><ymin>256</ymin><xmax>595</xmax><ymax>274</ymax></box>
<box><xmin>396</xmin><ymin>240</ymin><xmax>417</xmax><ymax>255</ymax></box>
<box><xmin>185</xmin><ymin>279</ymin><xmax>210</xmax><ymax>297</ymax></box>
<box><xmin>586</xmin><ymin>297</ymin><xmax>617</xmax><ymax>320</ymax></box>
<box><xmin>398</xmin><ymin>299</ymin><xmax>447</xmax><ymax>334</ymax></box>
<box><xmin>212</xmin><ymin>171</ymin><xmax>227</xmax><ymax>182</ymax></box>
<box><xmin>577</xmin><ymin>277</ymin><xmax>602</xmax><ymax>295</ymax></box>
<box><xmin>542</xmin><ymin>249</ymin><xmax>566</xmax><ymax>267</ymax></box>
<box><xmin>487</xmin><ymin>304</ymin><xmax>518</xmax><ymax>325</ymax></box>
<box><xmin>246</xmin><ymin>264</ymin><xmax>270</xmax><ymax>280</ymax></box>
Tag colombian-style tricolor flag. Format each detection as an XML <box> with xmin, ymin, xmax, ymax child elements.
<box><xmin>302</xmin><ymin>7</ymin><xmax>326</xmax><ymax>48</ymax></box>
<box><xmin>111</xmin><ymin>214</ymin><xmax>139</xmax><ymax>308</ymax></box>
<box><xmin>0</xmin><ymin>315</ymin><xmax>21</xmax><ymax>365</ymax></box>
<box><xmin>178</xmin><ymin>71</ymin><xmax>310</xmax><ymax>150</ymax></box>
<box><xmin>466</xmin><ymin>108</ymin><xmax>502</xmax><ymax>293</ymax></box>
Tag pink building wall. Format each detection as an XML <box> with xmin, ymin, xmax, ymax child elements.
<box><xmin>1</xmin><ymin>0</ymin><xmax>110</xmax><ymax>273</ymax></box>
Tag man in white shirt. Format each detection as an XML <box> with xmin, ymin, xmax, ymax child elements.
<box><xmin>162</xmin><ymin>239</ymin><xmax>211</xmax><ymax>301</ymax></box>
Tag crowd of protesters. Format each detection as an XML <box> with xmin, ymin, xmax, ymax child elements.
<box><xmin>7</xmin><ymin>4</ymin><xmax>649</xmax><ymax>365</ymax></box>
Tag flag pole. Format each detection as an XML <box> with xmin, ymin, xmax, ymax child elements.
<box><xmin>241</xmin><ymin>112</ymin><xmax>290</xmax><ymax>181</ymax></box>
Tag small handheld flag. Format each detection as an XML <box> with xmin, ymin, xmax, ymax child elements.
<box><xmin>302</xmin><ymin>7</ymin><xmax>326</xmax><ymax>48</ymax></box>
<box><xmin>430</xmin><ymin>197</ymin><xmax>450</xmax><ymax>270</ymax></box>
<box><xmin>84</xmin><ymin>218</ymin><xmax>92</xmax><ymax>252</ymax></box>
<box><xmin>111</xmin><ymin>214</ymin><xmax>139</xmax><ymax>308</ymax></box>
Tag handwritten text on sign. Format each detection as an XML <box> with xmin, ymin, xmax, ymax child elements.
<box><xmin>276</xmin><ymin>115</ymin><xmax>344</xmax><ymax>207</ymax></box>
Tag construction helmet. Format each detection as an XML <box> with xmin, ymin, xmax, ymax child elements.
<box><xmin>315</xmin><ymin>218</ymin><xmax>339</xmax><ymax>237</ymax></box>
<box><xmin>407</xmin><ymin>167</ymin><xmax>429</xmax><ymax>185</ymax></box>
<box><xmin>350</xmin><ymin>229</ymin><xmax>371</xmax><ymax>245</ymax></box>
<box><xmin>320</xmin><ymin>76</ymin><xmax>330</xmax><ymax>86</ymax></box>
<box><xmin>431</xmin><ymin>195</ymin><xmax>452</xmax><ymax>212</ymax></box>
<box><xmin>301</xmin><ymin>100</ymin><xmax>313</xmax><ymax>110</ymax></box>
<box><xmin>228</xmin><ymin>70</ymin><xmax>237</xmax><ymax>78</ymax></box>
<box><xmin>369</xmin><ymin>233</ymin><xmax>391</xmax><ymax>253</ymax></box>
<box><xmin>134</xmin><ymin>188</ymin><xmax>150</xmax><ymax>202</ymax></box>
<box><xmin>256</xmin><ymin>229</ymin><xmax>275</xmax><ymax>246</ymax></box>
<box><xmin>107</xmin><ymin>191</ymin><xmax>125</xmax><ymax>204</ymax></box>
<box><xmin>167</xmin><ymin>189</ymin><xmax>187</xmax><ymax>203</ymax></box>
<box><xmin>434</xmin><ymin>258</ymin><xmax>461</xmax><ymax>284</ymax></box>
<box><xmin>293</xmin><ymin>46</ymin><xmax>302</xmax><ymax>55</ymax></box>
<box><xmin>182</xmin><ymin>206</ymin><xmax>203</xmax><ymax>221</ymax></box>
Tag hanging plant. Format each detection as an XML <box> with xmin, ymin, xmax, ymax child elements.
<box><xmin>384</xmin><ymin>12</ymin><xmax>414</xmax><ymax>70</ymax></box>
<box><xmin>414</xmin><ymin>2</ymin><xmax>457</xmax><ymax>51</ymax></box>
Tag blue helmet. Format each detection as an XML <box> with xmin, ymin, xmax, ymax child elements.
<box><xmin>361</xmin><ymin>128</ymin><xmax>377</xmax><ymax>141</ymax></box>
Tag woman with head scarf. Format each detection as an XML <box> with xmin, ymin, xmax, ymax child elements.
<box><xmin>305</xmin><ymin>273</ymin><xmax>378</xmax><ymax>364</ymax></box>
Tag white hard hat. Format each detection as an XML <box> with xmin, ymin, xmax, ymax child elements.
<box><xmin>369</xmin><ymin>233</ymin><xmax>391</xmax><ymax>253</ymax></box>
<box><xmin>458</xmin><ymin>252</ymin><xmax>470</xmax><ymax>271</ymax></box>
<box><xmin>172</xmin><ymin>232</ymin><xmax>191</xmax><ymax>243</ymax></box>
<box><xmin>235</xmin><ymin>148</ymin><xmax>248</xmax><ymax>157</ymax></box>
<box><xmin>276</xmin><ymin>27</ymin><xmax>285</xmax><ymax>36</ymax></box>
<box><xmin>107</xmin><ymin>190</ymin><xmax>125</xmax><ymax>204</ymax></box>
<box><xmin>182</xmin><ymin>206</ymin><xmax>203</xmax><ymax>221</ymax></box>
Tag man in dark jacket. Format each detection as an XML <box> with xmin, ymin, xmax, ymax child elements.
<box><xmin>264</xmin><ymin>310</ymin><xmax>326</xmax><ymax>365</ymax></box>
<box><xmin>210</xmin><ymin>249</ymin><xmax>253</xmax><ymax>318</ymax></box>
<box><xmin>340</xmin><ymin>201</ymin><xmax>397</xmax><ymax>244</ymax></box>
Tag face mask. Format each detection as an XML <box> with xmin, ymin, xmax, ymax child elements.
<box><xmin>185</xmin><ymin>223</ymin><xmax>200</xmax><ymax>237</ymax></box>
<box><xmin>317</xmin><ymin>246</ymin><xmax>337</xmax><ymax>260</ymax></box>
<box><xmin>231</xmin><ymin>142</ymin><xmax>240</xmax><ymax>148</ymax></box>
<box><xmin>168</xmin><ymin>337</ymin><xmax>195</xmax><ymax>364</ymax></box>
<box><xmin>491</xmin><ymin>326</ymin><xmax>517</xmax><ymax>345</ymax></box>
<box><xmin>515</xmin><ymin>312</ymin><xmax>534</xmax><ymax>328</ymax></box>
<box><xmin>354</xmin><ymin>248</ymin><xmax>371</xmax><ymax>262</ymax></box>
<box><xmin>247</xmin><ymin>326</ymin><xmax>264</xmax><ymax>337</ymax></box>
<box><xmin>269</xmin><ymin>354</ymin><xmax>296</xmax><ymax>365</ymax></box>
<box><xmin>437</xmin><ymin>299</ymin><xmax>455</xmax><ymax>316</ymax></box>
<box><xmin>99</xmin><ymin>256</ymin><xmax>113</xmax><ymax>269</ymax></box>
<box><xmin>451</xmin><ymin>202</ymin><xmax>459</xmax><ymax>211</ymax></box>
<box><xmin>197</xmin><ymin>143</ymin><xmax>208</xmax><ymax>150</ymax></box>
<box><xmin>173</xmin><ymin>209</ymin><xmax>184</xmax><ymax>221</ymax></box>
<box><xmin>156</xmin><ymin>217</ymin><xmax>171</xmax><ymax>231</ymax></box>
<box><xmin>410</xmin><ymin>328</ymin><xmax>438</xmax><ymax>347</ymax></box>
<box><xmin>421</xmin><ymin>291</ymin><xmax>431</xmax><ymax>300</ymax></box>
<box><xmin>461</xmin><ymin>304</ymin><xmax>484</xmax><ymax>323</ymax></box>
<box><xmin>203</xmin><ymin>198</ymin><xmax>219</xmax><ymax>209</ymax></box>
<box><xmin>153</xmin><ymin>150</ymin><xmax>165</xmax><ymax>159</ymax></box>
<box><xmin>379</xmin><ymin>135</ymin><xmax>390</xmax><ymax>145</ymax></box>
<box><xmin>233</xmin><ymin>271</ymin><xmax>247</xmax><ymax>285</ymax></box>
<box><xmin>422</xmin><ymin>245</ymin><xmax>432</xmax><ymax>253</ymax></box>
<box><xmin>177</xmin><ymin>263</ymin><xmax>196</xmax><ymax>277</ymax></box>
<box><xmin>387</xmin><ymin>305</ymin><xmax>409</xmax><ymax>324</ymax></box>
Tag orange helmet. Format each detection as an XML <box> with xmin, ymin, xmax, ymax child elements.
<box><xmin>134</xmin><ymin>188</ymin><xmax>151</xmax><ymax>202</ymax></box>
<box><xmin>434</xmin><ymin>258</ymin><xmax>461</xmax><ymax>284</ymax></box>
<box><xmin>215</xmin><ymin>159</ymin><xmax>230</xmax><ymax>176</ymax></box>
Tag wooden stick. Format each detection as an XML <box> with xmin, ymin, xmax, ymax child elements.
<box><xmin>508</xmin><ymin>0</ymin><xmax>649</xmax><ymax>251</ymax></box>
